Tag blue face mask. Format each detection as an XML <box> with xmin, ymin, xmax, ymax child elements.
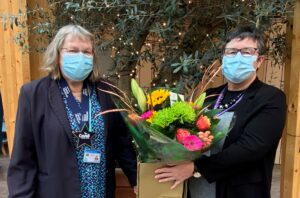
<box><xmin>222</xmin><ymin>52</ymin><xmax>257</xmax><ymax>83</ymax></box>
<box><xmin>61</xmin><ymin>53</ymin><xmax>93</xmax><ymax>81</ymax></box>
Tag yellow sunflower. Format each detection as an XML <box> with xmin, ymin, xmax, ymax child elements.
<box><xmin>146</xmin><ymin>89</ymin><xmax>170</xmax><ymax>107</ymax></box>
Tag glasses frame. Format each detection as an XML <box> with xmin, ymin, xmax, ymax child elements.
<box><xmin>223</xmin><ymin>47</ymin><xmax>258</xmax><ymax>57</ymax></box>
<box><xmin>60</xmin><ymin>47</ymin><xmax>94</xmax><ymax>57</ymax></box>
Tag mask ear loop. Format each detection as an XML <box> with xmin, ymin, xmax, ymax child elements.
<box><xmin>256</xmin><ymin>55</ymin><xmax>265</xmax><ymax>70</ymax></box>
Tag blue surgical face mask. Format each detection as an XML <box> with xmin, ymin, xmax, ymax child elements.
<box><xmin>222</xmin><ymin>52</ymin><xmax>257</xmax><ymax>83</ymax></box>
<box><xmin>61</xmin><ymin>52</ymin><xmax>93</xmax><ymax>81</ymax></box>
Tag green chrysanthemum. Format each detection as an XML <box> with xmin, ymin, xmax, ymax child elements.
<box><xmin>151</xmin><ymin>101</ymin><xmax>196</xmax><ymax>128</ymax></box>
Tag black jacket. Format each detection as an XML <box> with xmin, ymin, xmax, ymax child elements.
<box><xmin>195</xmin><ymin>79</ymin><xmax>286</xmax><ymax>198</ymax></box>
<box><xmin>7</xmin><ymin>76</ymin><xmax>137</xmax><ymax>198</ymax></box>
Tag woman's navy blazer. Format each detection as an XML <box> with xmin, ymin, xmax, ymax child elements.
<box><xmin>7</xmin><ymin>76</ymin><xmax>137</xmax><ymax>198</ymax></box>
<box><xmin>195</xmin><ymin>78</ymin><xmax>286</xmax><ymax>198</ymax></box>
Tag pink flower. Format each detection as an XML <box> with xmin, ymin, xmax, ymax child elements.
<box><xmin>176</xmin><ymin>128</ymin><xmax>191</xmax><ymax>143</ymax></box>
<box><xmin>182</xmin><ymin>135</ymin><xmax>204</xmax><ymax>151</ymax></box>
<box><xmin>140</xmin><ymin>111</ymin><xmax>154</xmax><ymax>120</ymax></box>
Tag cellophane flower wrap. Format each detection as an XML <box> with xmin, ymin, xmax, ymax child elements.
<box><xmin>98</xmin><ymin>61</ymin><xmax>235</xmax><ymax>164</ymax></box>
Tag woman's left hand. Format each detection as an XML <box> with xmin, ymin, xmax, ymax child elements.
<box><xmin>154</xmin><ymin>162</ymin><xmax>194</xmax><ymax>189</ymax></box>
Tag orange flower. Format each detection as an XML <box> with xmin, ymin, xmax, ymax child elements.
<box><xmin>196</xmin><ymin>115</ymin><xmax>211</xmax><ymax>131</ymax></box>
<box><xmin>128</xmin><ymin>113</ymin><xmax>141</xmax><ymax>125</ymax></box>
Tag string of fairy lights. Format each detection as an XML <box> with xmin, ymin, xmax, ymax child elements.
<box><xmin>1</xmin><ymin>0</ymin><xmax>291</xmax><ymax>88</ymax></box>
<box><xmin>94</xmin><ymin>0</ymin><xmax>272</xmax><ymax>88</ymax></box>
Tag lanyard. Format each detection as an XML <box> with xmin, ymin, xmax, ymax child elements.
<box><xmin>59</xmin><ymin>79</ymin><xmax>92</xmax><ymax>132</ymax></box>
<box><xmin>213</xmin><ymin>87</ymin><xmax>244</xmax><ymax>116</ymax></box>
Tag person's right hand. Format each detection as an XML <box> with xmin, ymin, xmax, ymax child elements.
<box><xmin>154</xmin><ymin>162</ymin><xmax>194</xmax><ymax>189</ymax></box>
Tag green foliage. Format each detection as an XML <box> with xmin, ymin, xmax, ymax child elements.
<box><xmin>0</xmin><ymin>0</ymin><xmax>296</xmax><ymax>93</ymax></box>
<box><xmin>151</xmin><ymin>101</ymin><xmax>196</xmax><ymax>129</ymax></box>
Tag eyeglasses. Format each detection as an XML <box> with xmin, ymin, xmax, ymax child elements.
<box><xmin>224</xmin><ymin>47</ymin><xmax>258</xmax><ymax>57</ymax></box>
<box><xmin>61</xmin><ymin>48</ymin><xmax>93</xmax><ymax>56</ymax></box>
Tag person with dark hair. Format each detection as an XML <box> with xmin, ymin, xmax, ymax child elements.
<box><xmin>7</xmin><ymin>25</ymin><xmax>137</xmax><ymax>198</ymax></box>
<box><xmin>154</xmin><ymin>25</ymin><xmax>287</xmax><ymax>198</ymax></box>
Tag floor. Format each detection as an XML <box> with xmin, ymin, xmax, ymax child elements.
<box><xmin>0</xmin><ymin>156</ymin><xmax>9</xmax><ymax>198</ymax></box>
<box><xmin>0</xmin><ymin>155</ymin><xmax>281</xmax><ymax>198</ymax></box>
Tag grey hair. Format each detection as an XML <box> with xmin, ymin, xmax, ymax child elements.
<box><xmin>225</xmin><ymin>25</ymin><xmax>267</xmax><ymax>55</ymax></box>
<box><xmin>41</xmin><ymin>24</ymin><xmax>101</xmax><ymax>81</ymax></box>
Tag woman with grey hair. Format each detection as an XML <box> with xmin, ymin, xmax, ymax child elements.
<box><xmin>7</xmin><ymin>24</ymin><xmax>137</xmax><ymax>198</ymax></box>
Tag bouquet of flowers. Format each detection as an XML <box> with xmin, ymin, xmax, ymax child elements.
<box><xmin>98</xmin><ymin>61</ymin><xmax>234</xmax><ymax>164</ymax></box>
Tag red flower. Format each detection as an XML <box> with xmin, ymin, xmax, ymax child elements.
<box><xmin>176</xmin><ymin>128</ymin><xmax>190</xmax><ymax>143</ymax></box>
<box><xmin>196</xmin><ymin>115</ymin><xmax>211</xmax><ymax>131</ymax></box>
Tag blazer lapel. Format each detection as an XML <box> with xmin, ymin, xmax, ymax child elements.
<box><xmin>95</xmin><ymin>81</ymin><xmax>110</xmax><ymax>139</ymax></box>
<box><xmin>48</xmin><ymin>79</ymin><xmax>74</xmax><ymax>143</ymax></box>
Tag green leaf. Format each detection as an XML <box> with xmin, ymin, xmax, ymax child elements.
<box><xmin>10</xmin><ymin>19</ymin><xmax>14</xmax><ymax>30</ymax></box>
<box><xmin>171</xmin><ymin>63</ymin><xmax>181</xmax><ymax>67</ymax></box>
<box><xmin>131</xmin><ymin>79</ymin><xmax>147</xmax><ymax>112</ymax></box>
<box><xmin>173</xmin><ymin>66</ymin><xmax>182</xmax><ymax>73</ymax></box>
<box><xmin>194</xmin><ymin>92</ymin><xmax>206</xmax><ymax>109</ymax></box>
<box><xmin>14</xmin><ymin>17</ymin><xmax>18</xmax><ymax>27</ymax></box>
<box><xmin>212</xmin><ymin>132</ymin><xmax>226</xmax><ymax>143</ymax></box>
<box><xmin>183</xmin><ymin>66</ymin><xmax>188</xmax><ymax>73</ymax></box>
<box><xmin>3</xmin><ymin>17</ymin><xmax>7</xmax><ymax>30</ymax></box>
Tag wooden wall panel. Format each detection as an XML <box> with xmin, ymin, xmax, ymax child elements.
<box><xmin>0</xmin><ymin>0</ymin><xmax>31</xmax><ymax>154</ymax></box>
<box><xmin>281</xmin><ymin>0</ymin><xmax>300</xmax><ymax>197</ymax></box>
<box><xmin>27</xmin><ymin>0</ymin><xmax>49</xmax><ymax>80</ymax></box>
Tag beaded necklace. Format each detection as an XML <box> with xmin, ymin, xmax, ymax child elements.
<box><xmin>214</xmin><ymin>86</ymin><xmax>245</xmax><ymax>115</ymax></box>
<box><xmin>218</xmin><ymin>91</ymin><xmax>244</xmax><ymax>109</ymax></box>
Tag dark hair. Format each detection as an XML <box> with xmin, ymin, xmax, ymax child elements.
<box><xmin>225</xmin><ymin>25</ymin><xmax>267</xmax><ymax>55</ymax></box>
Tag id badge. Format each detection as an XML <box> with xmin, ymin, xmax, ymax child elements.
<box><xmin>83</xmin><ymin>149</ymin><xmax>101</xmax><ymax>163</ymax></box>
